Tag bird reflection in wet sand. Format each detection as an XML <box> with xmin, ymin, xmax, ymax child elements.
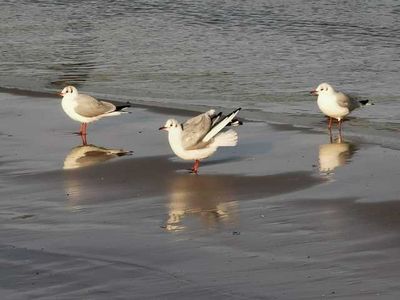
<box><xmin>63</xmin><ymin>144</ymin><xmax>131</xmax><ymax>170</ymax></box>
<box><xmin>164</xmin><ymin>175</ymin><xmax>238</xmax><ymax>232</ymax></box>
<box><xmin>318</xmin><ymin>134</ymin><xmax>358</xmax><ymax>174</ymax></box>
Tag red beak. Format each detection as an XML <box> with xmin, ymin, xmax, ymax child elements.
<box><xmin>58</xmin><ymin>92</ymin><xmax>64</xmax><ymax>97</ymax></box>
<box><xmin>310</xmin><ymin>90</ymin><xmax>318</xmax><ymax>96</ymax></box>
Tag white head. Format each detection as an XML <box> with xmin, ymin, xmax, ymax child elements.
<box><xmin>311</xmin><ymin>82</ymin><xmax>335</xmax><ymax>96</ymax></box>
<box><xmin>59</xmin><ymin>85</ymin><xmax>78</xmax><ymax>97</ymax></box>
<box><xmin>159</xmin><ymin>119</ymin><xmax>182</xmax><ymax>132</ymax></box>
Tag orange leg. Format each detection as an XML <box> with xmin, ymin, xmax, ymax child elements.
<box><xmin>190</xmin><ymin>160</ymin><xmax>200</xmax><ymax>174</ymax></box>
<box><xmin>328</xmin><ymin>117</ymin><xmax>333</xmax><ymax>130</ymax></box>
<box><xmin>79</xmin><ymin>123</ymin><xmax>88</xmax><ymax>145</ymax></box>
<box><xmin>81</xmin><ymin>133</ymin><xmax>87</xmax><ymax>145</ymax></box>
<box><xmin>79</xmin><ymin>123</ymin><xmax>88</xmax><ymax>136</ymax></box>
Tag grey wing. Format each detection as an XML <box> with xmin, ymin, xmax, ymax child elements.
<box><xmin>336</xmin><ymin>92</ymin><xmax>360</xmax><ymax>111</ymax></box>
<box><xmin>74</xmin><ymin>94</ymin><xmax>116</xmax><ymax>117</ymax></box>
<box><xmin>181</xmin><ymin>112</ymin><xmax>212</xmax><ymax>149</ymax></box>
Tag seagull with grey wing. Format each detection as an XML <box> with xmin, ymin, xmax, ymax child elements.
<box><xmin>310</xmin><ymin>82</ymin><xmax>372</xmax><ymax>132</ymax></box>
<box><xmin>59</xmin><ymin>86</ymin><xmax>130</xmax><ymax>144</ymax></box>
<box><xmin>159</xmin><ymin>108</ymin><xmax>242</xmax><ymax>174</ymax></box>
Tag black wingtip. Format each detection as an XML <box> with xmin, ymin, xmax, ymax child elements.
<box><xmin>115</xmin><ymin>102</ymin><xmax>131</xmax><ymax>111</ymax></box>
<box><xmin>229</xmin><ymin>119</ymin><xmax>243</xmax><ymax>126</ymax></box>
<box><xmin>359</xmin><ymin>99</ymin><xmax>370</xmax><ymax>106</ymax></box>
<box><xmin>229</xmin><ymin>107</ymin><xmax>241</xmax><ymax>115</ymax></box>
<box><xmin>225</xmin><ymin>108</ymin><xmax>241</xmax><ymax>117</ymax></box>
<box><xmin>227</xmin><ymin>108</ymin><xmax>243</xmax><ymax>126</ymax></box>
<box><xmin>211</xmin><ymin>112</ymin><xmax>222</xmax><ymax>120</ymax></box>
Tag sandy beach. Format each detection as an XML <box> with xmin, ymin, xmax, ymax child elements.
<box><xmin>0</xmin><ymin>90</ymin><xmax>399</xmax><ymax>299</ymax></box>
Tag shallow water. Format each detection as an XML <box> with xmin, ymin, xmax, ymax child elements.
<box><xmin>0</xmin><ymin>0</ymin><xmax>399</xmax><ymax>126</ymax></box>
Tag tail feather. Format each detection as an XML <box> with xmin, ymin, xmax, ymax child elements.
<box><xmin>211</xmin><ymin>129</ymin><xmax>238</xmax><ymax>147</ymax></box>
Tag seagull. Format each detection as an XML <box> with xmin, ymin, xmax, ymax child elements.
<box><xmin>59</xmin><ymin>86</ymin><xmax>130</xmax><ymax>144</ymax></box>
<box><xmin>310</xmin><ymin>83</ymin><xmax>371</xmax><ymax>132</ymax></box>
<box><xmin>159</xmin><ymin>108</ymin><xmax>242</xmax><ymax>174</ymax></box>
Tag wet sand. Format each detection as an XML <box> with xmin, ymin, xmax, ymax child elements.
<box><xmin>1</xmin><ymin>91</ymin><xmax>400</xmax><ymax>299</ymax></box>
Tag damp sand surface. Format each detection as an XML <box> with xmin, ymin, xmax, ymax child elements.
<box><xmin>0</xmin><ymin>92</ymin><xmax>400</xmax><ymax>299</ymax></box>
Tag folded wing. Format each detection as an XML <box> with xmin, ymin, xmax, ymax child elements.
<box><xmin>74</xmin><ymin>94</ymin><xmax>117</xmax><ymax>117</ymax></box>
<box><xmin>336</xmin><ymin>92</ymin><xmax>361</xmax><ymax>112</ymax></box>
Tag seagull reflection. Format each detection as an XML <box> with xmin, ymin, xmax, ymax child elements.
<box><xmin>63</xmin><ymin>144</ymin><xmax>131</xmax><ymax>170</ymax></box>
<box><xmin>164</xmin><ymin>175</ymin><xmax>238</xmax><ymax>231</ymax></box>
<box><xmin>318</xmin><ymin>135</ymin><xmax>358</xmax><ymax>174</ymax></box>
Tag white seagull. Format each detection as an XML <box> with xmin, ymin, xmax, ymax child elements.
<box><xmin>159</xmin><ymin>108</ymin><xmax>242</xmax><ymax>174</ymax></box>
<box><xmin>59</xmin><ymin>86</ymin><xmax>130</xmax><ymax>144</ymax></box>
<box><xmin>310</xmin><ymin>83</ymin><xmax>371</xmax><ymax>132</ymax></box>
